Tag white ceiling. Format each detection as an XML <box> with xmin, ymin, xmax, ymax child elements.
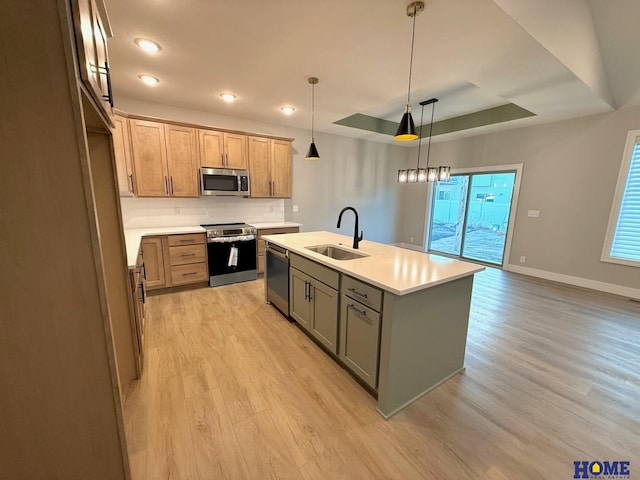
<box><xmin>103</xmin><ymin>0</ymin><xmax>640</xmax><ymax>144</ymax></box>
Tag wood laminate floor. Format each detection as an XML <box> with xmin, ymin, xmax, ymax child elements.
<box><xmin>123</xmin><ymin>268</ymin><xmax>640</xmax><ymax>480</ymax></box>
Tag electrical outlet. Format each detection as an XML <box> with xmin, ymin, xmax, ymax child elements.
<box><xmin>527</xmin><ymin>210</ymin><xmax>540</xmax><ymax>217</ymax></box>
<box><xmin>410</xmin><ymin>237</ymin><xmax>414</xmax><ymax>243</ymax></box>
<box><xmin>293</xmin><ymin>205</ymin><xmax>299</xmax><ymax>212</ymax></box>
<box><xmin>269</xmin><ymin>206</ymin><xmax>275</xmax><ymax>213</ymax></box>
<box><xmin>520</xmin><ymin>256</ymin><xmax>526</xmax><ymax>263</ymax></box>
<box><xmin>174</xmin><ymin>207</ymin><xmax>181</xmax><ymax>215</ymax></box>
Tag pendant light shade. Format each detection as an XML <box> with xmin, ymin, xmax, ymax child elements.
<box><xmin>306</xmin><ymin>141</ymin><xmax>320</xmax><ymax>160</ymax></box>
<box><xmin>394</xmin><ymin>2</ymin><xmax>424</xmax><ymax>142</ymax></box>
<box><xmin>394</xmin><ymin>106</ymin><xmax>418</xmax><ymax>141</ymax></box>
<box><xmin>306</xmin><ymin>77</ymin><xmax>320</xmax><ymax>160</ymax></box>
<box><xmin>438</xmin><ymin>166</ymin><xmax>451</xmax><ymax>181</ymax></box>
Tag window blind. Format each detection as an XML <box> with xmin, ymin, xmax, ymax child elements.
<box><xmin>610</xmin><ymin>141</ymin><xmax>640</xmax><ymax>261</ymax></box>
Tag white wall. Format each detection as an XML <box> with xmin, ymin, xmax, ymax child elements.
<box><xmin>116</xmin><ymin>97</ymin><xmax>411</xmax><ymax>244</ymax></box>
<box><xmin>398</xmin><ymin>105</ymin><xmax>640</xmax><ymax>293</ymax></box>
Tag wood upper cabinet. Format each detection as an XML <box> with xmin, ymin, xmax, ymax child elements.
<box><xmin>130</xmin><ymin>119</ymin><xmax>199</xmax><ymax>197</ymax></box>
<box><xmin>248</xmin><ymin>136</ymin><xmax>292</xmax><ymax>198</ymax></box>
<box><xmin>130</xmin><ymin>119</ymin><xmax>169</xmax><ymax>197</ymax></box>
<box><xmin>112</xmin><ymin>115</ymin><xmax>134</xmax><ymax>196</ymax></box>
<box><xmin>198</xmin><ymin>129</ymin><xmax>224</xmax><ymax>168</ymax></box>
<box><xmin>224</xmin><ymin>133</ymin><xmax>247</xmax><ymax>169</ymax></box>
<box><xmin>271</xmin><ymin>139</ymin><xmax>292</xmax><ymax>198</ymax></box>
<box><xmin>70</xmin><ymin>0</ymin><xmax>113</xmax><ymax>118</ymax></box>
<box><xmin>165</xmin><ymin>125</ymin><xmax>199</xmax><ymax>197</ymax></box>
<box><xmin>199</xmin><ymin>129</ymin><xmax>247</xmax><ymax>170</ymax></box>
<box><xmin>247</xmin><ymin>136</ymin><xmax>271</xmax><ymax>197</ymax></box>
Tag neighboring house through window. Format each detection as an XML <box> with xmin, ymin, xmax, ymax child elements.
<box><xmin>602</xmin><ymin>130</ymin><xmax>640</xmax><ymax>267</ymax></box>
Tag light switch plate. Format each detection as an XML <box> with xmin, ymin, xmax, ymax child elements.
<box><xmin>293</xmin><ymin>205</ymin><xmax>299</xmax><ymax>212</ymax></box>
<box><xmin>527</xmin><ymin>210</ymin><xmax>540</xmax><ymax>217</ymax></box>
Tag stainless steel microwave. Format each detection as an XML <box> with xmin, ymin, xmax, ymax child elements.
<box><xmin>200</xmin><ymin>167</ymin><xmax>250</xmax><ymax>196</ymax></box>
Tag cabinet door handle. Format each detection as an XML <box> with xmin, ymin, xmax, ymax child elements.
<box><xmin>129</xmin><ymin>174</ymin><xmax>135</xmax><ymax>193</ymax></box>
<box><xmin>100</xmin><ymin>62</ymin><xmax>114</xmax><ymax>107</ymax></box>
<box><xmin>308</xmin><ymin>283</ymin><xmax>313</xmax><ymax>302</ymax></box>
<box><xmin>348</xmin><ymin>304</ymin><xmax>371</xmax><ymax>323</ymax></box>
<box><xmin>142</xmin><ymin>262</ymin><xmax>146</xmax><ymax>280</ymax></box>
<box><xmin>303</xmin><ymin>280</ymin><xmax>308</xmax><ymax>300</ymax></box>
<box><xmin>170</xmin><ymin>176</ymin><xmax>174</xmax><ymax>195</ymax></box>
<box><xmin>140</xmin><ymin>282</ymin><xmax>146</xmax><ymax>304</ymax></box>
<box><xmin>347</xmin><ymin>287</ymin><xmax>368</xmax><ymax>299</ymax></box>
<box><xmin>164</xmin><ymin>176</ymin><xmax>169</xmax><ymax>194</ymax></box>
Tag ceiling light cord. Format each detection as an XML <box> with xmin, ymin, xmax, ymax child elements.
<box><xmin>426</xmin><ymin>99</ymin><xmax>436</xmax><ymax>168</ymax></box>
<box><xmin>311</xmin><ymin>81</ymin><xmax>315</xmax><ymax>141</ymax></box>
<box><xmin>416</xmin><ymin>102</ymin><xmax>425</xmax><ymax>169</ymax></box>
<box><xmin>406</xmin><ymin>4</ymin><xmax>417</xmax><ymax>107</ymax></box>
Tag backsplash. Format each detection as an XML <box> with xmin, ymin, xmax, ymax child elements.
<box><xmin>120</xmin><ymin>197</ymin><xmax>285</xmax><ymax>228</ymax></box>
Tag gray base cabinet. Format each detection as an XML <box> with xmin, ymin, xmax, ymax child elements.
<box><xmin>289</xmin><ymin>254</ymin><xmax>339</xmax><ymax>354</ymax></box>
<box><xmin>339</xmin><ymin>296</ymin><xmax>381</xmax><ymax>389</ymax></box>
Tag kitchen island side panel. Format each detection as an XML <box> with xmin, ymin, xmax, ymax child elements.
<box><xmin>377</xmin><ymin>275</ymin><xmax>474</xmax><ymax>417</ymax></box>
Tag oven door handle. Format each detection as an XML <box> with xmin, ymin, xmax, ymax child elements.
<box><xmin>266</xmin><ymin>246</ymin><xmax>288</xmax><ymax>261</ymax></box>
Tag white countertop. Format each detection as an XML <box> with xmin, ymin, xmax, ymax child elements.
<box><xmin>123</xmin><ymin>226</ymin><xmax>206</xmax><ymax>267</ymax></box>
<box><xmin>250</xmin><ymin>221</ymin><xmax>302</xmax><ymax>229</ymax></box>
<box><xmin>262</xmin><ymin>231</ymin><xmax>485</xmax><ymax>296</ymax></box>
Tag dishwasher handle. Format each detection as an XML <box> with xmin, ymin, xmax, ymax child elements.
<box><xmin>266</xmin><ymin>244</ymin><xmax>289</xmax><ymax>261</ymax></box>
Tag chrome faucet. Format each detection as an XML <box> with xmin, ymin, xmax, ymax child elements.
<box><xmin>336</xmin><ymin>206</ymin><xmax>363</xmax><ymax>249</ymax></box>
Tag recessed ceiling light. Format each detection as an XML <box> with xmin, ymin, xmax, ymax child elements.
<box><xmin>220</xmin><ymin>93</ymin><xmax>237</xmax><ymax>103</ymax></box>
<box><xmin>280</xmin><ymin>106</ymin><xmax>295</xmax><ymax>115</ymax></box>
<box><xmin>134</xmin><ymin>38</ymin><xmax>161</xmax><ymax>53</ymax></box>
<box><xmin>138</xmin><ymin>74</ymin><xmax>159</xmax><ymax>86</ymax></box>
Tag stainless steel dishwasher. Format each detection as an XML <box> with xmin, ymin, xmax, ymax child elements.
<box><xmin>265</xmin><ymin>242</ymin><xmax>290</xmax><ymax>317</ymax></box>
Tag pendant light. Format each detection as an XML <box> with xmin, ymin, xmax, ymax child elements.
<box><xmin>305</xmin><ymin>77</ymin><xmax>320</xmax><ymax>160</ymax></box>
<box><xmin>398</xmin><ymin>97</ymin><xmax>451</xmax><ymax>183</ymax></box>
<box><xmin>394</xmin><ymin>1</ymin><xmax>424</xmax><ymax>142</ymax></box>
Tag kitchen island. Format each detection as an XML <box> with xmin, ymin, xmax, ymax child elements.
<box><xmin>262</xmin><ymin>231</ymin><xmax>485</xmax><ymax>418</ymax></box>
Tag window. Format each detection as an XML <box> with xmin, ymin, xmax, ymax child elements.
<box><xmin>602</xmin><ymin>130</ymin><xmax>640</xmax><ymax>267</ymax></box>
<box><xmin>438</xmin><ymin>190</ymin><xmax>451</xmax><ymax>201</ymax></box>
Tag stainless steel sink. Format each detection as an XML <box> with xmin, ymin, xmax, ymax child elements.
<box><xmin>305</xmin><ymin>244</ymin><xmax>369</xmax><ymax>260</ymax></box>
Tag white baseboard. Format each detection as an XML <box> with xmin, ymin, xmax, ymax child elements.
<box><xmin>505</xmin><ymin>264</ymin><xmax>640</xmax><ymax>300</ymax></box>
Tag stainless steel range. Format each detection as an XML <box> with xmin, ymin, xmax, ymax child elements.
<box><xmin>201</xmin><ymin>223</ymin><xmax>257</xmax><ymax>287</ymax></box>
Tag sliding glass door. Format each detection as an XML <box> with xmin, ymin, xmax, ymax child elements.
<box><xmin>428</xmin><ymin>171</ymin><xmax>517</xmax><ymax>265</ymax></box>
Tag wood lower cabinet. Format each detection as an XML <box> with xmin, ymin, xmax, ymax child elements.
<box><xmin>112</xmin><ymin>114</ymin><xmax>134</xmax><ymax>196</ymax></box>
<box><xmin>199</xmin><ymin>129</ymin><xmax>247</xmax><ymax>170</ymax></box>
<box><xmin>289</xmin><ymin>254</ymin><xmax>340</xmax><ymax>354</ymax></box>
<box><xmin>142</xmin><ymin>233</ymin><xmax>208</xmax><ymax>291</ymax></box>
<box><xmin>167</xmin><ymin>235</ymin><xmax>208</xmax><ymax>285</ymax></box>
<box><xmin>129</xmin><ymin>248</ymin><xmax>146</xmax><ymax>374</ymax></box>
<box><xmin>141</xmin><ymin>236</ymin><xmax>166</xmax><ymax>289</ymax></box>
<box><xmin>256</xmin><ymin>226</ymin><xmax>299</xmax><ymax>273</ymax></box>
<box><xmin>248</xmin><ymin>136</ymin><xmax>292</xmax><ymax>198</ymax></box>
<box><xmin>129</xmin><ymin>119</ymin><xmax>199</xmax><ymax>197</ymax></box>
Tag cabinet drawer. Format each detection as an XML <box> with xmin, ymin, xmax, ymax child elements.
<box><xmin>167</xmin><ymin>233</ymin><xmax>205</xmax><ymax>246</ymax></box>
<box><xmin>170</xmin><ymin>263</ymin><xmax>208</xmax><ymax>285</ymax></box>
<box><xmin>290</xmin><ymin>253</ymin><xmax>339</xmax><ymax>290</ymax></box>
<box><xmin>341</xmin><ymin>275</ymin><xmax>382</xmax><ymax>312</ymax></box>
<box><xmin>169</xmin><ymin>244</ymin><xmax>206</xmax><ymax>266</ymax></box>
